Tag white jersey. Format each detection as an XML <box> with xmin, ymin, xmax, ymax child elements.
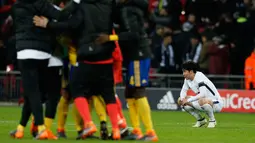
<box><xmin>180</xmin><ymin>71</ymin><xmax>222</xmax><ymax>102</ymax></box>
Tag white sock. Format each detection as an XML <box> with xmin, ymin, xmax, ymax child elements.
<box><xmin>183</xmin><ymin>106</ymin><xmax>203</xmax><ymax>121</ymax></box>
<box><xmin>202</xmin><ymin>104</ymin><xmax>215</xmax><ymax>121</ymax></box>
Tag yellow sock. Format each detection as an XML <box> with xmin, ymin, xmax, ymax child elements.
<box><xmin>17</xmin><ymin>124</ymin><xmax>25</xmax><ymax>131</ymax></box>
<box><xmin>31</xmin><ymin>115</ymin><xmax>34</xmax><ymax>122</ymax></box>
<box><xmin>57</xmin><ymin>96</ymin><xmax>69</xmax><ymax>130</ymax></box>
<box><xmin>136</xmin><ymin>97</ymin><xmax>154</xmax><ymax>131</ymax></box>
<box><xmin>38</xmin><ymin>125</ymin><xmax>46</xmax><ymax>133</ymax></box>
<box><xmin>92</xmin><ymin>96</ymin><xmax>107</xmax><ymax>122</ymax></box>
<box><xmin>44</xmin><ymin>117</ymin><xmax>53</xmax><ymax>129</ymax></box>
<box><xmin>72</xmin><ymin>105</ymin><xmax>83</xmax><ymax>131</ymax></box>
<box><xmin>127</xmin><ymin>98</ymin><xmax>140</xmax><ymax>129</ymax></box>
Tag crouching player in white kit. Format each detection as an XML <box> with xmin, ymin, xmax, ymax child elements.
<box><xmin>178</xmin><ymin>61</ymin><xmax>223</xmax><ymax>128</ymax></box>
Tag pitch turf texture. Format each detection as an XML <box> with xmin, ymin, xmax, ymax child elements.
<box><xmin>0</xmin><ymin>106</ymin><xmax>253</xmax><ymax>143</ymax></box>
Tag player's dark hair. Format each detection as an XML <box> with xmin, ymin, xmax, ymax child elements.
<box><xmin>182</xmin><ymin>61</ymin><xmax>200</xmax><ymax>73</ymax></box>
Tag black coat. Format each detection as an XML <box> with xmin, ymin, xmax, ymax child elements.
<box><xmin>47</xmin><ymin>0</ymin><xmax>115</xmax><ymax>62</ymax></box>
<box><xmin>13</xmin><ymin>0</ymin><xmax>77</xmax><ymax>53</ymax></box>
<box><xmin>114</xmin><ymin>0</ymin><xmax>152</xmax><ymax>61</ymax></box>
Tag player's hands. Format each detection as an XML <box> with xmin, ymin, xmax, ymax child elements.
<box><xmin>177</xmin><ymin>97</ymin><xmax>182</xmax><ymax>106</ymax></box>
<box><xmin>33</xmin><ymin>16</ymin><xmax>49</xmax><ymax>28</ymax></box>
<box><xmin>181</xmin><ymin>98</ymin><xmax>188</xmax><ymax>106</ymax></box>
<box><xmin>95</xmin><ymin>34</ymin><xmax>110</xmax><ymax>44</ymax></box>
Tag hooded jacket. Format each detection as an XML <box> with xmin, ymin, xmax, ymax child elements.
<box><xmin>114</xmin><ymin>0</ymin><xmax>152</xmax><ymax>61</ymax></box>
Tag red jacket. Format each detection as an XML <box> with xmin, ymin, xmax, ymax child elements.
<box><xmin>112</xmin><ymin>30</ymin><xmax>123</xmax><ymax>84</ymax></box>
<box><xmin>0</xmin><ymin>0</ymin><xmax>16</xmax><ymax>13</ymax></box>
<box><xmin>244</xmin><ymin>52</ymin><xmax>255</xmax><ymax>90</ymax></box>
<box><xmin>148</xmin><ymin>0</ymin><xmax>158</xmax><ymax>13</ymax></box>
<box><xmin>208</xmin><ymin>44</ymin><xmax>229</xmax><ymax>74</ymax></box>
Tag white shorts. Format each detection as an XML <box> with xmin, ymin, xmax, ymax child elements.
<box><xmin>212</xmin><ymin>100</ymin><xmax>223</xmax><ymax>112</ymax></box>
<box><xmin>191</xmin><ymin>99</ymin><xmax>223</xmax><ymax>113</ymax></box>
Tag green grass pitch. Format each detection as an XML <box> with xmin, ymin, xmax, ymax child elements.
<box><xmin>0</xmin><ymin>106</ymin><xmax>254</xmax><ymax>143</ymax></box>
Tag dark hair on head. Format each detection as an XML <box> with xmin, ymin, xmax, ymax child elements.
<box><xmin>163</xmin><ymin>32</ymin><xmax>172</xmax><ymax>38</ymax></box>
<box><xmin>182</xmin><ymin>61</ymin><xmax>200</xmax><ymax>73</ymax></box>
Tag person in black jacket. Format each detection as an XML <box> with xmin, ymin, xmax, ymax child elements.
<box><xmin>33</xmin><ymin>0</ymin><xmax>121</xmax><ymax>140</ymax></box>
<box><xmin>95</xmin><ymin>0</ymin><xmax>158</xmax><ymax>141</ymax></box>
<box><xmin>9</xmin><ymin>0</ymin><xmax>79</xmax><ymax>140</ymax></box>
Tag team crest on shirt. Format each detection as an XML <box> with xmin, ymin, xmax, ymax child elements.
<box><xmin>129</xmin><ymin>76</ymin><xmax>135</xmax><ymax>85</ymax></box>
<box><xmin>142</xmin><ymin>79</ymin><xmax>147</xmax><ymax>84</ymax></box>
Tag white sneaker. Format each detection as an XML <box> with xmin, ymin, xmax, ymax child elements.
<box><xmin>207</xmin><ymin>121</ymin><xmax>217</xmax><ymax>128</ymax></box>
<box><xmin>192</xmin><ymin>118</ymin><xmax>207</xmax><ymax>128</ymax></box>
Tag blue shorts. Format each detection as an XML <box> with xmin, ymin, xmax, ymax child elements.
<box><xmin>126</xmin><ymin>58</ymin><xmax>150</xmax><ymax>87</ymax></box>
<box><xmin>69</xmin><ymin>65</ymin><xmax>76</xmax><ymax>80</ymax></box>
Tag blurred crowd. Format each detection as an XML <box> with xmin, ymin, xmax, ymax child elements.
<box><xmin>1</xmin><ymin>0</ymin><xmax>255</xmax><ymax>75</ymax></box>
